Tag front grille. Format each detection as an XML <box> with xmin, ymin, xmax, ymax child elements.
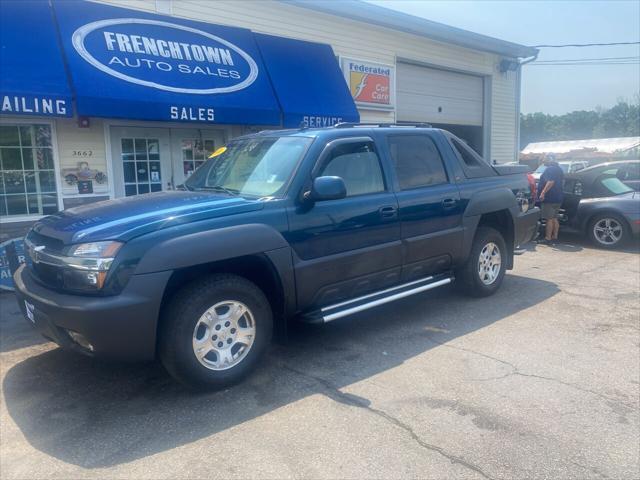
<box><xmin>24</xmin><ymin>230</ymin><xmax>66</xmax><ymax>289</ymax></box>
<box><xmin>31</xmin><ymin>261</ymin><xmax>64</xmax><ymax>289</ymax></box>
<box><xmin>26</xmin><ymin>230</ymin><xmax>64</xmax><ymax>254</ymax></box>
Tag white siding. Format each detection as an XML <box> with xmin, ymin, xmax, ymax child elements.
<box><xmin>54</xmin><ymin>118</ymin><xmax>110</xmax><ymax>197</ymax></box>
<box><xmin>95</xmin><ymin>0</ymin><xmax>520</xmax><ymax>163</ymax></box>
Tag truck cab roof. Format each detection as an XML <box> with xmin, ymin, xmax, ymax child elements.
<box><xmin>238</xmin><ymin>123</ymin><xmax>442</xmax><ymax>141</ymax></box>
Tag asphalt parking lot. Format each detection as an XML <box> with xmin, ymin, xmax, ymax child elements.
<box><xmin>1</xmin><ymin>234</ymin><xmax>639</xmax><ymax>480</ymax></box>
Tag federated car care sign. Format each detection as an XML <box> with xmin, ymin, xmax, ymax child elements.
<box><xmin>341</xmin><ymin>58</ymin><xmax>395</xmax><ymax>110</ymax></box>
<box><xmin>71</xmin><ymin>19</ymin><xmax>258</xmax><ymax>95</ymax></box>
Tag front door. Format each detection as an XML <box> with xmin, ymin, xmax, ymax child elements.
<box><xmin>170</xmin><ymin>129</ymin><xmax>226</xmax><ymax>187</ymax></box>
<box><xmin>286</xmin><ymin>137</ymin><xmax>402</xmax><ymax>309</ymax></box>
<box><xmin>110</xmin><ymin>127</ymin><xmax>172</xmax><ymax>197</ymax></box>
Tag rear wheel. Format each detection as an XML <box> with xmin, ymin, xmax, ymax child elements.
<box><xmin>457</xmin><ymin>226</ymin><xmax>507</xmax><ymax>297</ymax></box>
<box><xmin>588</xmin><ymin>214</ymin><xmax>628</xmax><ymax>249</ymax></box>
<box><xmin>159</xmin><ymin>274</ymin><xmax>273</xmax><ymax>389</ymax></box>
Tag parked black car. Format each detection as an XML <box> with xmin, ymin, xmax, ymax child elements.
<box><xmin>561</xmin><ymin>161</ymin><xmax>640</xmax><ymax>248</ymax></box>
<box><xmin>610</xmin><ymin>160</ymin><xmax>640</xmax><ymax>191</ymax></box>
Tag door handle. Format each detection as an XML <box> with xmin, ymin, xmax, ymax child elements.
<box><xmin>379</xmin><ymin>205</ymin><xmax>397</xmax><ymax>218</ymax></box>
<box><xmin>441</xmin><ymin>198</ymin><xmax>457</xmax><ymax>209</ymax></box>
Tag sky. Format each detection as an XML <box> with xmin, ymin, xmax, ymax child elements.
<box><xmin>369</xmin><ymin>0</ymin><xmax>640</xmax><ymax>115</ymax></box>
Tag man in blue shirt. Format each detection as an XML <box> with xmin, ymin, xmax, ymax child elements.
<box><xmin>538</xmin><ymin>154</ymin><xmax>564</xmax><ymax>245</ymax></box>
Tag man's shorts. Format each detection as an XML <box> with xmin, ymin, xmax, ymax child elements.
<box><xmin>542</xmin><ymin>202</ymin><xmax>561</xmax><ymax>220</ymax></box>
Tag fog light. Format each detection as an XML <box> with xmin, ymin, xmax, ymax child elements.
<box><xmin>67</xmin><ymin>330</ymin><xmax>94</xmax><ymax>351</ymax></box>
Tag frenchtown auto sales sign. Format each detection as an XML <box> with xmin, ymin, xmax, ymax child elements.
<box><xmin>72</xmin><ymin>18</ymin><xmax>259</xmax><ymax>95</ymax></box>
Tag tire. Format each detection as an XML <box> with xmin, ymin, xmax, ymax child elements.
<box><xmin>587</xmin><ymin>213</ymin><xmax>629</xmax><ymax>249</ymax></box>
<box><xmin>456</xmin><ymin>226</ymin><xmax>507</xmax><ymax>297</ymax></box>
<box><xmin>159</xmin><ymin>274</ymin><xmax>273</xmax><ymax>389</ymax></box>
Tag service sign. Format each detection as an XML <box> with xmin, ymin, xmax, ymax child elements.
<box><xmin>72</xmin><ymin>18</ymin><xmax>258</xmax><ymax>94</ymax></box>
<box><xmin>341</xmin><ymin>58</ymin><xmax>395</xmax><ymax>110</ymax></box>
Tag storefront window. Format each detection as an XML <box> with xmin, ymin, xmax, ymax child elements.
<box><xmin>182</xmin><ymin>139</ymin><xmax>216</xmax><ymax>178</ymax></box>
<box><xmin>0</xmin><ymin>124</ymin><xmax>59</xmax><ymax>217</ymax></box>
<box><xmin>122</xmin><ymin>137</ymin><xmax>162</xmax><ymax>196</ymax></box>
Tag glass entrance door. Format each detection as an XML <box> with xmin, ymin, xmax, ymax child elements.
<box><xmin>110</xmin><ymin>127</ymin><xmax>171</xmax><ymax>197</ymax></box>
<box><xmin>170</xmin><ymin>129</ymin><xmax>226</xmax><ymax>188</ymax></box>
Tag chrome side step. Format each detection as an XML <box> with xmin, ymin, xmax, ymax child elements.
<box><xmin>302</xmin><ymin>274</ymin><xmax>454</xmax><ymax>324</ymax></box>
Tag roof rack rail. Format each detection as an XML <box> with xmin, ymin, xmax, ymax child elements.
<box><xmin>333</xmin><ymin>122</ymin><xmax>433</xmax><ymax>128</ymax></box>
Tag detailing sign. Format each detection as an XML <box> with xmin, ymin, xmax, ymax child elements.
<box><xmin>341</xmin><ymin>58</ymin><xmax>395</xmax><ymax>110</ymax></box>
<box><xmin>1</xmin><ymin>95</ymin><xmax>69</xmax><ymax>117</ymax></box>
<box><xmin>72</xmin><ymin>18</ymin><xmax>259</xmax><ymax>95</ymax></box>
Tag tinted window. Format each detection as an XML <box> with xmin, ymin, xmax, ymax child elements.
<box><xmin>388</xmin><ymin>135</ymin><xmax>448</xmax><ymax>190</ymax></box>
<box><xmin>617</xmin><ymin>164</ymin><xmax>640</xmax><ymax>180</ymax></box>
<box><xmin>319</xmin><ymin>141</ymin><xmax>385</xmax><ymax>196</ymax></box>
<box><xmin>451</xmin><ymin>138</ymin><xmax>484</xmax><ymax>168</ymax></box>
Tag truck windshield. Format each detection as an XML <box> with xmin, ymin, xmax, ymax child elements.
<box><xmin>184</xmin><ymin>136</ymin><xmax>312</xmax><ymax>197</ymax></box>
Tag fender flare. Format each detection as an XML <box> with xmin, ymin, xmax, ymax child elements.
<box><xmin>135</xmin><ymin>223</ymin><xmax>290</xmax><ymax>274</ymax></box>
<box><xmin>460</xmin><ymin>188</ymin><xmax>519</xmax><ymax>267</ymax></box>
<box><xmin>463</xmin><ymin>187</ymin><xmax>519</xmax><ymax>217</ymax></box>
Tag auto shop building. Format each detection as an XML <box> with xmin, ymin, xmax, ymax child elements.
<box><xmin>0</xmin><ymin>0</ymin><xmax>537</xmax><ymax>287</ymax></box>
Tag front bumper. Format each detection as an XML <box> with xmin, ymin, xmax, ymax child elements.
<box><xmin>13</xmin><ymin>265</ymin><xmax>172</xmax><ymax>361</ymax></box>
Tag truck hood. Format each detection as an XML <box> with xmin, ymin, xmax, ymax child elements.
<box><xmin>32</xmin><ymin>191</ymin><xmax>264</xmax><ymax>244</ymax></box>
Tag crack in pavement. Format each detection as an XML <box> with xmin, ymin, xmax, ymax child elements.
<box><xmin>280</xmin><ymin>363</ymin><xmax>495</xmax><ymax>480</ymax></box>
<box><xmin>424</xmin><ymin>336</ymin><xmax>637</xmax><ymax>412</ymax></box>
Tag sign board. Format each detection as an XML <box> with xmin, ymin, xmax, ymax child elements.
<box><xmin>77</xmin><ymin>180</ymin><xmax>94</xmax><ymax>194</ymax></box>
<box><xmin>341</xmin><ymin>58</ymin><xmax>395</xmax><ymax>110</ymax></box>
<box><xmin>53</xmin><ymin>0</ymin><xmax>281</xmax><ymax>125</ymax></box>
<box><xmin>71</xmin><ymin>18</ymin><xmax>259</xmax><ymax>95</ymax></box>
<box><xmin>0</xmin><ymin>238</ymin><xmax>27</xmax><ymax>291</ymax></box>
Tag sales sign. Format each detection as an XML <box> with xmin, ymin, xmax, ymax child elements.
<box><xmin>341</xmin><ymin>58</ymin><xmax>395</xmax><ymax>110</ymax></box>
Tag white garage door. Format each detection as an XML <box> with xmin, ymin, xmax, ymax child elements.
<box><xmin>397</xmin><ymin>62</ymin><xmax>484</xmax><ymax>126</ymax></box>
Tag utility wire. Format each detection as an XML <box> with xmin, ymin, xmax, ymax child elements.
<box><xmin>528</xmin><ymin>62</ymin><xmax>639</xmax><ymax>66</ymax></box>
<box><xmin>533</xmin><ymin>56</ymin><xmax>640</xmax><ymax>63</ymax></box>
<box><xmin>532</xmin><ymin>41</ymin><xmax>640</xmax><ymax>48</ymax></box>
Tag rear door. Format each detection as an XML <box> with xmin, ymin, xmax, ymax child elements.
<box><xmin>286</xmin><ymin>137</ymin><xmax>402</xmax><ymax>309</ymax></box>
<box><xmin>384</xmin><ymin>133</ymin><xmax>463</xmax><ymax>280</ymax></box>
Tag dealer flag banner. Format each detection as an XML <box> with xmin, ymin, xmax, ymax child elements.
<box><xmin>342</xmin><ymin>58</ymin><xmax>395</xmax><ymax>110</ymax></box>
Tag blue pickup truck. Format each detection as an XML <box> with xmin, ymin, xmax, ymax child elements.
<box><xmin>15</xmin><ymin>124</ymin><xmax>539</xmax><ymax>388</ymax></box>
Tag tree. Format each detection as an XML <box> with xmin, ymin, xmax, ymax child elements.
<box><xmin>520</xmin><ymin>100</ymin><xmax>640</xmax><ymax>149</ymax></box>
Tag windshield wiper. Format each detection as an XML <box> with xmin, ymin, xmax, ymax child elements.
<box><xmin>194</xmin><ymin>185</ymin><xmax>240</xmax><ymax>196</ymax></box>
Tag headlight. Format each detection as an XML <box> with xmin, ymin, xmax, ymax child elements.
<box><xmin>68</xmin><ymin>241</ymin><xmax>123</xmax><ymax>258</ymax></box>
<box><xmin>63</xmin><ymin>241</ymin><xmax>123</xmax><ymax>290</ymax></box>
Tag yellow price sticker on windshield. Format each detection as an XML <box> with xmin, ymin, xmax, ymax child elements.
<box><xmin>209</xmin><ymin>146</ymin><xmax>227</xmax><ymax>158</ymax></box>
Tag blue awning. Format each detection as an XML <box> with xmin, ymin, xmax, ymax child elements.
<box><xmin>52</xmin><ymin>0</ymin><xmax>281</xmax><ymax>125</ymax></box>
<box><xmin>0</xmin><ymin>0</ymin><xmax>72</xmax><ymax>117</ymax></box>
<box><xmin>254</xmin><ymin>33</ymin><xmax>359</xmax><ymax>128</ymax></box>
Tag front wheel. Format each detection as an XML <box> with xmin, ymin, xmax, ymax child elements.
<box><xmin>159</xmin><ymin>274</ymin><xmax>273</xmax><ymax>389</ymax></box>
<box><xmin>457</xmin><ymin>226</ymin><xmax>507</xmax><ymax>297</ymax></box>
<box><xmin>588</xmin><ymin>214</ymin><xmax>628</xmax><ymax>249</ymax></box>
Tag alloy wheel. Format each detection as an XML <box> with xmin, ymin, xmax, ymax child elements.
<box><xmin>478</xmin><ymin>242</ymin><xmax>502</xmax><ymax>285</ymax></box>
<box><xmin>192</xmin><ymin>300</ymin><xmax>256</xmax><ymax>371</ymax></box>
<box><xmin>593</xmin><ymin>218</ymin><xmax>623</xmax><ymax>246</ymax></box>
